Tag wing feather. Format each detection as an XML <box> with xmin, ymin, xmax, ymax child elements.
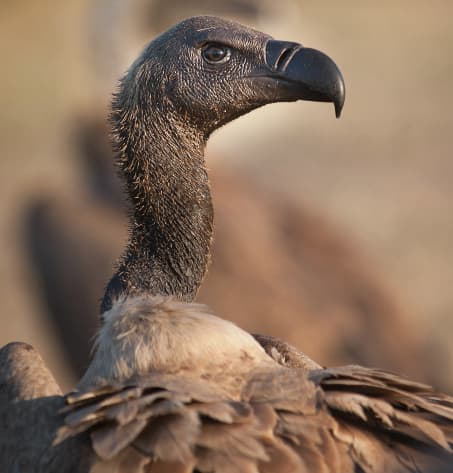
<box><xmin>56</xmin><ymin>367</ymin><xmax>453</xmax><ymax>472</ymax></box>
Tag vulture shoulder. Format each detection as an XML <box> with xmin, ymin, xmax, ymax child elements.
<box><xmin>0</xmin><ymin>343</ymin><xmax>61</xmax><ymax>471</ymax></box>
<box><xmin>55</xmin><ymin>296</ymin><xmax>453</xmax><ymax>473</ymax></box>
<box><xmin>0</xmin><ymin>343</ymin><xmax>95</xmax><ymax>473</ymax></box>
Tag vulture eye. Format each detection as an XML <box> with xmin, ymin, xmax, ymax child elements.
<box><xmin>202</xmin><ymin>43</ymin><xmax>231</xmax><ymax>64</ymax></box>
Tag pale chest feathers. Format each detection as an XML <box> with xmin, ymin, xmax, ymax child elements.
<box><xmin>78</xmin><ymin>295</ymin><xmax>276</xmax><ymax>391</ymax></box>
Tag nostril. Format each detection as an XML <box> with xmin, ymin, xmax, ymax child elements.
<box><xmin>265</xmin><ymin>40</ymin><xmax>303</xmax><ymax>72</ymax></box>
<box><xmin>274</xmin><ymin>46</ymin><xmax>300</xmax><ymax>72</ymax></box>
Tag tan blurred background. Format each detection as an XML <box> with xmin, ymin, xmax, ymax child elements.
<box><xmin>0</xmin><ymin>0</ymin><xmax>452</xmax><ymax>390</ymax></box>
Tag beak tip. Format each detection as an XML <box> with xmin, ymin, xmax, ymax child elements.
<box><xmin>334</xmin><ymin>79</ymin><xmax>345</xmax><ymax>119</ymax></box>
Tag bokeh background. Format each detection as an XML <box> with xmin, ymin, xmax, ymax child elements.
<box><xmin>0</xmin><ymin>0</ymin><xmax>452</xmax><ymax>391</ymax></box>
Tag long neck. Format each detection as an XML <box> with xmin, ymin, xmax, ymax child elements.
<box><xmin>101</xmin><ymin>89</ymin><xmax>213</xmax><ymax>312</ymax></box>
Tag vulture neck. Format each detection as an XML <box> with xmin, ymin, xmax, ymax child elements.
<box><xmin>101</xmin><ymin>93</ymin><xmax>213</xmax><ymax>312</ymax></box>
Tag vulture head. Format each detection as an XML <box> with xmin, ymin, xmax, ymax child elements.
<box><xmin>114</xmin><ymin>15</ymin><xmax>345</xmax><ymax>137</ymax></box>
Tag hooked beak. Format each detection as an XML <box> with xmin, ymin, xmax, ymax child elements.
<box><xmin>255</xmin><ymin>39</ymin><xmax>345</xmax><ymax>118</ymax></box>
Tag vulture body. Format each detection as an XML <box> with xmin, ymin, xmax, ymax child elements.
<box><xmin>1</xmin><ymin>15</ymin><xmax>452</xmax><ymax>473</ymax></box>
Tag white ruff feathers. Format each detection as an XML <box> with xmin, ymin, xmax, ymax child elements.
<box><xmin>78</xmin><ymin>295</ymin><xmax>275</xmax><ymax>390</ymax></box>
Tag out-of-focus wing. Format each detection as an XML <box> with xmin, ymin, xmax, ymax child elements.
<box><xmin>0</xmin><ymin>342</ymin><xmax>98</xmax><ymax>472</ymax></box>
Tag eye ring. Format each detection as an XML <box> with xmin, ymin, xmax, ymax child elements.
<box><xmin>201</xmin><ymin>43</ymin><xmax>231</xmax><ymax>64</ymax></box>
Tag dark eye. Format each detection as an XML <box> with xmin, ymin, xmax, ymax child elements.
<box><xmin>202</xmin><ymin>43</ymin><xmax>231</xmax><ymax>64</ymax></box>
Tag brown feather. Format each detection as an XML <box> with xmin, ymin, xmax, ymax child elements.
<box><xmin>133</xmin><ymin>411</ymin><xmax>199</xmax><ymax>463</ymax></box>
<box><xmin>57</xmin><ymin>366</ymin><xmax>453</xmax><ymax>472</ymax></box>
<box><xmin>91</xmin><ymin>418</ymin><xmax>148</xmax><ymax>459</ymax></box>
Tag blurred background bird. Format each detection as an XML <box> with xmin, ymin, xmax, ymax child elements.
<box><xmin>0</xmin><ymin>0</ymin><xmax>452</xmax><ymax>392</ymax></box>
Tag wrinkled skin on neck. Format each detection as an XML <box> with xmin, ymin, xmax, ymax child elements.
<box><xmin>101</xmin><ymin>60</ymin><xmax>214</xmax><ymax>311</ymax></box>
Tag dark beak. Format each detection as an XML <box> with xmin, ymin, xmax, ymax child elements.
<box><xmin>261</xmin><ymin>39</ymin><xmax>345</xmax><ymax>118</ymax></box>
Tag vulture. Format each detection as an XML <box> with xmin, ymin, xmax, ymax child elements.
<box><xmin>1</xmin><ymin>15</ymin><xmax>452</xmax><ymax>473</ymax></box>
